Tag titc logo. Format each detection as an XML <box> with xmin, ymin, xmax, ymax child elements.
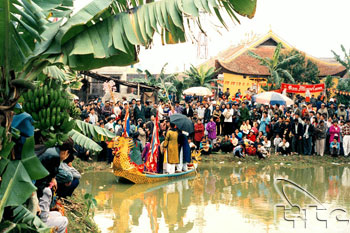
<box><xmin>274</xmin><ymin>178</ymin><xmax>349</xmax><ymax>229</ymax></box>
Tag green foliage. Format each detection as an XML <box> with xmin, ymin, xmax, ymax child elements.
<box><xmin>21</xmin><ymin>137</ymin><xmax>49</xmax><ymax>180</ymax></box>
<box><xmin>84</xmin><ymin>193</ymin><xmax>97</xmax><ymax>217</ymax></box>
<box><xmin>74</xmin><ymin>120</ymin><xmax>116</xmax><ymax>139</ymax></box>
<box><xmin>135</xmin><ymin>64</ymin><xmax>179</xmax><ymax>102</ymax></box>
<box><xmin>332</xmin><ymin>45</ymin><xmax>350</xmax><ymax>75</ymax></box>
<box><xmin>336</xmin><ymin>78</ymin><xmax>350</xmax><ymax>105</ymax></box>
<box><xmin>1</xmin><ymin>205</ymin><xmax>50</xmax><ymax>232</ymax></box>
<box><xmin>248</xmin><ymin>43</ymin><xmax>298</xmax><ymax>90</ymax></box>
<box><xmin>184</xmin><ymin>64</ymin><xmax>220</xmax><ymax>89</ymax></box>
<box><xmin>325</xmin><ymin>75</ymin><xmax>335</xmax><ymax>100</ymax></box>
<box><xmin>69</xmin><ymin>119</ymin><xmax>118</xmax><ymax>152</ymax></box>
<box><xmin>68</xmin><ymin>129</ymin><xmax>103</xmax><ymax>153</ymax></box>
<box><xmin>279</xmin><ymin>49</ymin><xmax>320</xmax><ymax>84</ymax></box>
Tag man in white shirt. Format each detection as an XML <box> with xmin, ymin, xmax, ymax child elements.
<box><xmin>158</xmin><ymin>104</ymin><xmax>164</xmax><ymax>121</ymax></box>
<box><xmin>89</xmin><ymin>108</ymin><xmax>98</xmax><ymax>125</ymax></box>
<box><xmin>197</xmin><ymin>103</ymin><xmax>205</xmax><ymax>122</ymax></box>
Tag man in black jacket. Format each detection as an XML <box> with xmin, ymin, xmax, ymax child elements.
<box><xmin>134</xmin><ymin>99</ymin><xmax>146</xmax><ymax>123</ymax></box>
<box><xmin>182</xmin><ymin>103</ymin><xmax>193</xmax><ymax>118</ymax></box>
<box><xmin>272</xmin><ymin>117</ymin><xmax>285</xmax><ymax>141</ymax></box>
<box><xmin>291</xmin><ymin>113</ymin><xmax>304</xmax><ymax>155</ymax></box>
<box><xmin>144</xmin><ymin>100</ymin><xmax>151</xmax><ymax>122</ymax></box>
<box><xmin>303</xmin><ymin>118</ymin><xmax>314</xmax><ymax>155</ymax></box>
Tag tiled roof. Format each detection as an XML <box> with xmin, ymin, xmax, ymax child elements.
<box><xmin>218</xmin><ymin>46</ymin><xmax>346</xmax><ymax>77</ymax></box>
<box><xmin>203</xmin><ymin>31</ymin><xmax>347</xmax><ymax>77</ymax></box>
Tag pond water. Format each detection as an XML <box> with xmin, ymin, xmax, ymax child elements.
<box><xmin>79</xmin><ymin>162</ymin><xmax>350</xmax><ymax>233</ymax></box>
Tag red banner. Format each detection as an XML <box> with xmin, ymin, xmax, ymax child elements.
<box><xmin>281</xmin><ymin>83</ymin><xmax>325</xmax><ymax>93</ymax></box>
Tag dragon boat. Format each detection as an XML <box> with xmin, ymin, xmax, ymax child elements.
<box><xmin>112</xmin><ymin>137</ymin><xmax>197</xmax><ymax>184</ymax></box>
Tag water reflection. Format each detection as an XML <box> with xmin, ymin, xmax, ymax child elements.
<box><xmin>79</xmin><ymin>163</ymin><xmax>350</xmax><ymax>233</ymax></box>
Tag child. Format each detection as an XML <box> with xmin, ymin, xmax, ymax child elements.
<box><xmin>246</xmin><ymin>142</ymin><xmax>257</xmax><ymax>156</ymax></box>
<box><xmin>233</xmin><ymin>144</ymin><xmax>245</xmax><ymax>158</ymax></box>
<box><xmin>257</xmin><ymin>143</ymin><xmax>269</xmax><ymax>159</ymax></box>
<box><xmin>200</xmin><ymin>139</ymin><xmax>212</xmax><ymax>155</ymax></box>
<box><xmin>188</xmin><ymin>138</ymin><xmax>197</xmax><ymax>152</ymax></box>
<box><xmin>278</xmin><ymin>138</ymin><xmax>290</xmax><ymax>156</ymax></box>
<box><xmin>330</xmin><ymin>137</ymin><xmax>340</xmax><ymax>157</ymax></box>
<box><xmin>273</xmin><ymin>134</ymin><xmax>282</xmax><ymax>154</ymax></box>
<box><xmin>262</xmin><ymin>136</ymin><xmax>271</xmax><ymax>154</ymax></box>
<box><xmin>247</xmin><ymin>130</ymin><xmax>256</xmax><ymax>142</ymax></box>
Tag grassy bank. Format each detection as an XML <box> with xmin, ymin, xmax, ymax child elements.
<box><xmin>202</xmin><ymin>152</ymin><xmax>350</xmax><ymax>168</ymax></box>
<box><xmin>61</xmin><ymin>192</ymin><xmax>100</xmax><ymax>233</ymax></box>
<box><xmin>62</xmin><ymin>158</ymin><xmax>109</xmax><ymax>233</ymax></box>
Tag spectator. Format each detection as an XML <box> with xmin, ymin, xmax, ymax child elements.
<box><xmin>315</xmin><ymin>120</ymin><xmax>327</xmax><ymax>156</ymax></box>
<box><xmin>291</xmin><ymin>113</ymin><xmax>304</xmax><ymax>155</ymax></box>
<box><xmin>330</xmin><ymin>137</ymin><xmax>340</xmax><ymax>157</ymax></box>
<box><xmin>303</xmin><ymin>118</ymin><xmax>314</xmax><ymax>155</ymax></box>
<box><xmin>233</xmin><ymin>144</ymin><xmax>244</xmax><ymax>158</ymax></box>
<box><xmin>134</xmin><ymin>99</ymin><xmax>146</xmax><ymax>123</ymax></box>
<box><xmin>343</xmin><ymin>120</ymin><xmax>350</xmax><ymax>157</ymax></box>
<box><xmin>194</xmin><ymin>119</ymin><xmax>205</xmax><ymax>148</ymax></box>
<box><xmin>278</xmin><ymin>138</ymin><xmax>290</xmax><ymax>156</ymax></box>
<box><xmin>206</xmin><ymin>117</ymin><xmax>217</xmax><ymax>145</ymax></box>
<box><xmin>329</xmin><ymin>120</ymin><xmax>340</xmax><ymax>143</ymax></box>
<box><xmin>223</xmin><ymin>104</ymin><xmax>233</xmax><ymax>136</ymax></box>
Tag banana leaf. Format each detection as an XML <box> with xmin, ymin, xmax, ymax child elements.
<box><xmin>74</xmin><ymin>120</ymin><xmax>116</xmax><ymax>139</ymax></box>
<box><xmin>0</xmin><ymin>161</ymin><xmax>36</xmax><ymax>209</ymax></box>
<box><xmin>0</xmin><ymin>205</ymin><xmax>50</xmax><ymax>232</ymax></box>
<box><xmin>42</xmin><ymin>0</ymin><xmax>257</xmax><ymax>70</ymax></box>
<box><xmin>68</xmin><ymin>129</ymin><xmax>103</xmax><ymax>153</ymax></box>
<box><xmin>21</xmin><ymin>136</ymin><xmax>49</xmax><ymax>180</ymax></box>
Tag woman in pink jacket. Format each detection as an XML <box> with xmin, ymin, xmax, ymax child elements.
<box><xmin>329</xmin><ymin>120</ymin><xmax>340</xmax><ymax>142</ymax></box>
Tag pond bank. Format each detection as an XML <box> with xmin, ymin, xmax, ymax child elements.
<box><xmin>203</xmin><ymin>152</ymin><xmax>350</xmax><ymax>168</ymax></box>
<box><xmin>62</xmin><ymin>158</ymin><xmax>110</xmax><ymax>232</ymax></box>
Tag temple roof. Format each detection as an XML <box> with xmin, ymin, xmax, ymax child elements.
<box><xmin>205</xmin><ymin>31</ymin><xmax>347</xmax><ymax>77</ymax></box>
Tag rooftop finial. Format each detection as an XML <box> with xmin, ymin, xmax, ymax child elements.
<box><xmin>269</xmin><ymin>24</ymin><xmax>272</xmax><ymax>33</ymax></box>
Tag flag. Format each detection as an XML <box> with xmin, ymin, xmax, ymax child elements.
<box><xmin>145</xmin><ymin>114</ymin><xmax>160</xmax><ymax>173</ymax></box>
<box><xmin>122</xmin><ymin>108</ymin><xmax>130</xmax><ymax>137</ymax></box>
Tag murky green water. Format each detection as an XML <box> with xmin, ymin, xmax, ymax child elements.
<box><xmin>79</xmin><ymin>162</ymin><xmax>350</xmax><ymax>233</ymax></box>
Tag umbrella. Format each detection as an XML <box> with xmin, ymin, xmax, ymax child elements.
<box><xmin>253</xmin><ymin>91</ymin><xmax>294</xmax><ymax>106</ymax></box>
<box><xmin>169</xmin><ymin>114</ymin><xmax>194</xmax><ymax>134</ymax></box>
<box><xmin>183</xmin><ymin>87</ymin><xmax>212</xmax><ymax>96</ymax></box>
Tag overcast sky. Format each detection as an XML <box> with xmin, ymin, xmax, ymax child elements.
<box><xmin>75</xmin><ymin>0</ymin><xmax>350</xmax><ymax>73</ymax></box>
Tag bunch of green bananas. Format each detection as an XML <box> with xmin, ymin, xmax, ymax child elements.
<box><xmin>69</xmin><ymin>103</ymin><xmax>82</xmax><ymax>119</ymax></box>
<box><xmin>22</xmin><ymin>80</ymin><xmax>76</xmax><ymax>146</ymax></box>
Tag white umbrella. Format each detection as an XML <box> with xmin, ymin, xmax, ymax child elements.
<box><xmin>253</xmin><ymin>91</ymin><xmax>294</xmax><ymax>106</ymax></box>
<box><xmin>183</xmin><ymin>87</ymin><xmax>212</xmax><ymax>96</ymax></box>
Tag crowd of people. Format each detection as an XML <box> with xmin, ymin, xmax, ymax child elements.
<box><xmin>13</xmin><ymin>86</ymin><xmax>350</xmax><ymax>232</ymax></box>
<box><xmin>74</xmin><ymin>87</ymin><xmax>350</xmax><ymax>171</ymax></box>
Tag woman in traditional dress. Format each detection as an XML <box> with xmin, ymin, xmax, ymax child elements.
<box><xmin>129</xmin><ymin>132</ymin><xmax>143</xmax><ymax>165</ymax></box>
<box><xmin>163</xmin><ymin>123</ymin><xmax>179</xmax><ymax>174</ymax></box>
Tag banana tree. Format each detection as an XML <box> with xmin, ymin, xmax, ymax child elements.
<box><xmin>135</xmin><ymin>63</ymin><xmax>178</xmax><ymax>102</ymax></box>
<box><xmin>184</xmin><ymin>64</ymin><xmax>221</xmax><ymax>89</ymax></box>
<box><xmin>0</xmin><ymin>0</ymin><xmax>258</xmax><ymax>229</ymax></box>
<box><xmin>332</xmin><ymin>45</ymin><xmax>350</xmax><ymax>75</ymax></box>
<box><xmin>248</xmin><ymin>42</ymin><xmax>298</xmax><ymax>90</ymax></box>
